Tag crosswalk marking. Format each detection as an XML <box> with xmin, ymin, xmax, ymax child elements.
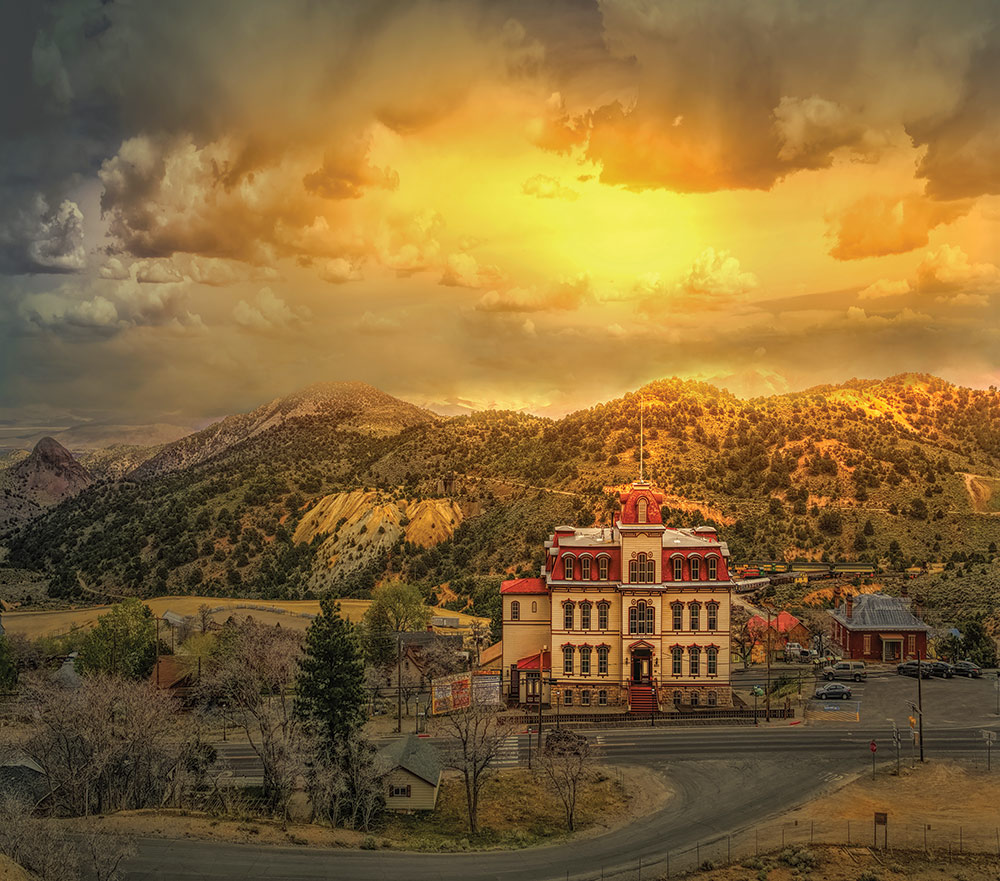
<box><xmin>494</xmin><ymin>734</ymin><xmax>522</xmax><ymax>768</ymax></box>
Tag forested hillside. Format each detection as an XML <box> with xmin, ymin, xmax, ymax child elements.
<box><xmin>2</xmin><ymin>374</ymin><xmax>999</xmax><ymax>626</ymax></box>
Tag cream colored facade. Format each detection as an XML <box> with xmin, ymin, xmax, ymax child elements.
<box><xmin>501</xmin><ymin>480</ymin><xmax>734</xmax><ymax>710</ymax></box>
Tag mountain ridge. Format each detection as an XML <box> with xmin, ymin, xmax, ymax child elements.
<box><xmin>2</xmin><ymin>373</ymin><xmax>999</xmax><ymax>617</ymax></box>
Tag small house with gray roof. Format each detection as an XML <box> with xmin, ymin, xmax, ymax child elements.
<box><xmin>828</xmin><ymin>593</ymin><xmax>930</xmax><ymax>662</ymax></box>
<box><xmin>377</xmin><ymin>734</ymin><xmax>443</xmax><ymax>812</ymax></box>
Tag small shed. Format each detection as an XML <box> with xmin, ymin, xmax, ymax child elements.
<box><xmin>377</xmin><ymin>734</ymin><xmax>442</xmax><ymax>812</ymax></box>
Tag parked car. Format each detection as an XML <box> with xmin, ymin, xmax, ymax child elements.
<box><xmin>952</xmin><ymin>660</ymin><xmax>982</xmax><ymax>678</ymax></box>
<box><xmin>927</xmin><ymin>661</ymin><xmax>954</xmax><ymax>678</ymax></box>
<box><xmin>814</xmin><ymin>683</ymin><xmax>853</xmax><ymax>700</ymax></box>
<box><xmin>823</xmin><ymin>661</ymin><xmax>867</xmax><ymax>682</ymax></box>
<box><xmin>897</xmin><ymin>660</ymin><xmax>932</xmax><ymax>678</ymax></box>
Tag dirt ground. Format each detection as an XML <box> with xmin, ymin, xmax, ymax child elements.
<box><xmin>54</xmin><ymin>764</ymin><xmax>660</xmax><ymax>852</ymax></box>
<box><xmin>0</xmin><ymin>856</ymin><xmax>31</xmax><ymax>881</ymax></box>
<box><xmin>785</xmin><ymin>759</ymin><xmax>1000</xmax><ymax>826</ymax></box>
<box><xmin>680</xmin><ymin>845</ymin><xmax>1000</xmax><ymax>881</ymax></box>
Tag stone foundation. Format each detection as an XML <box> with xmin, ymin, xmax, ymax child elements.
<box><xmin>657</xmin><ymin>684</ymin><xmax>733</xmax><ymax>709</ymax></box>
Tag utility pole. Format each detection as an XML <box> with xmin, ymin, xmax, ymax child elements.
<box><xmin>765</xmin><ymin>604</ymin><xmax>772</xmax><ymax>722</ymax></box>
<box><xmin>537</xmin><ymin>648</ymin><xmax>545</xmax><ymax>751</ymax></box>
<box><xmin>917</xmin><ymin>650</ymin><xmax>925</xmax><ymax>762</ymax></box>
<box><xmin>396</xmin><ymin>633</ymin><xmax>403</xmax><ymax>734</ymax></box>
<box><xmin>892</xmin><ymin>721</ymin><xmax>900</xmax><ymax>775</ymax></box>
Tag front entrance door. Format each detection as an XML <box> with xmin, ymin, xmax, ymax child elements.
<box><xmin>631</xmin><ymin>650</ymin><xmax>652</xmax><ymax>684</ymax></box>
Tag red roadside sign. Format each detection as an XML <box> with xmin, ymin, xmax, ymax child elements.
<box><xmin>870</xmin><ymin>740</ymin><xmax>878</xmax><ymax>753</ymax></box>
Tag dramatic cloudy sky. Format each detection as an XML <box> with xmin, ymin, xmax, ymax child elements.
<box><xmin>2</xmin><ymin>0</ymin><xmax>1000</xmax><ymax>429</ymax></box>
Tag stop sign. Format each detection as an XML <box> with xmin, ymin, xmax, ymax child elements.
<box><xmin>870</xmin><ymin>740</ymin><xmax>878</xmax><ymax>753</ymax></box>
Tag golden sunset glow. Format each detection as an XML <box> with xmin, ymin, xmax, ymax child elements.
<box><xmin>2</xmin><ymin>1</ymin><xmax>999</xmax><ymax>429</ymax></box>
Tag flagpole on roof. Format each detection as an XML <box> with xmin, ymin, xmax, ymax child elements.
<box><xmin>639</xmin><ymin>395</ymin><xmax>644</xmax><ymax>482</ymax></box>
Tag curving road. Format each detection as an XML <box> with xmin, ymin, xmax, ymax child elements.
<box><xmin>124</xmin><ymin>724</ymin><xmax>998</xmax><ymax>881</ymax></box>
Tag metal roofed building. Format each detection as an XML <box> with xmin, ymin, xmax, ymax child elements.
<box><xmin>828</xmin><ymin>592</ymin><xmax>930</xmax><ymax>662</ymax></box>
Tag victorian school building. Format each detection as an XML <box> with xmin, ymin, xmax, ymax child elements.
<box><xmin>501</xmin><ymin>480</ymin><xmax>734</xmax><ymax>712</ymax></box>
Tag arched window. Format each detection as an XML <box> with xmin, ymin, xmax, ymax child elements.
<box><xmin>531</xmin><ymin>601</ymin><xmax>538</xmax><ymax>614</ymax></box>
<box><xmin>691</xmin><ymin>691</ymin><xmax>700</xmax><ymax>707</ymax></box>
<box><xmin>672</xmin><ymin>689</ymin><xmax>682</xmax><ymax>704</ymax></box>
<box><xmin>629</xmin><ymin>553</ymin><xmax>655</xmax><ymax>584</ymax></box>
<box><xmin>690</xmin><ymin>557</ymin><xmax>701</xmax><ymax>580</ymax></box>
<box><xmin>598</xmin><ymin>556</ymin><xmax>610</xmax><ymax>580</ymax></box>
<box><xmin>637</xmin><ymin>498</ymin><xmax>648</xmax><ymax>523</ymax></box>
<box><xmin>689</xmin><ymin>602</ymin><xmax>701</xmax><ymax>631</ymax></box>
<box><xmin>563</xmin><ymin>556</ymin><xmax>574</xmax><ymax>581</ymax></box>
<box><xmin>580</xmin><ymin>602</ymin><xmax>592</xmax><ymax>630</ymax></box>
<box><xmin>564</xmin><ymin>689</ymin><xmax>573</xmax><ymax>706</ymax></box>
<box><xmin>629</xmin><ymin>600</ymin><xmax>654</xmax><ymax>635</ymax></box>
<box><xmin>671</xmin><ymin>646</ymin><xmax>683</xmax><ymax>675</ymax></box>
<box><xmin>563</xmin><ymin>646</ymin><xmax>574</xmax><ymax>675</ymax></box>
<box><xmin>510</xmin><ymin>601</ymin><xmax>520</xmax><ymax>621</ymax></box>
<box><xmin>672</xmin><ymin>602</ymin><xmax>684</xmax><ymax>631</ymax></box>
<box><xmin>598</xmin><ymin>689</ymin><xmax>608</xmax><ymax>706</ymax></box>
<box><xmin>707</xmin><ymin>556</ymin><xmax>718</xmax><ymax>580</ymax></box>
<box><xmin>672</xmin><ymin>557</ymin><xmax>684</xmax><ymax>581</ymax></box>
<box><xmin>563</xmin><ymin>603</ymin><xmax>574</xmax><ymax>630</ymax></box>
<box><xmin>580</xmin><ymin>556</ymin><xmax>592</xmax><ymax>580</ymax></box>
<box><xmin>598</xmin><ymin>646</ymin><xmax>609</xmax><ymax>675</ymax></box>
<box><xmin>581</xmin><ymin>689</ymin><xmax>591</xmax><ymax>706</ymax></box>
<box><xmin>689</xmin><ymin>646</ymin><xmax>701</xmax><ymax>676</ymax></box>
<box><xmin>707</xmin><ymin>690</ymin><xmax>718</xmax><ymax>707</ymax></box>
<box><xmin>580</xmin><ymin>646</ymin><xmax>592</xmax><ymax>675</ymax></box>
<box><xmin>597</xmin><ymin>602</ymin><xmax>610</xmax><ymax>630</ymax></box>
<box><xmin>706</xmin><ymin>602</ymin><xmax>719</xmax><ymax>630</ymax></box>
<box><xmin>707</xmin><ymin>647</ymin><xmax>718</xmax><ymax>676</ymax></box>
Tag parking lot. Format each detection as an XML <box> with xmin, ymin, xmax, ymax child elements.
<box><xmin>857</xmin><ymin>666</ymin><xmax>1000</xmax><ymax>727</ymax></box>
<box><xmin>737</xmin><ymin>662</ymin><xmax>1000</xmax><ymax>729</ymax></box>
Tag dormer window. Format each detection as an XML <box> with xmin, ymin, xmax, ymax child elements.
<box><xmin>690</xmin><ymin>557</ymin><xmax>701</xmax><ymax>580</ymax></box>
<box><xmin>564</xmin><ymin>556</ymin><xmax>574</xmax><ymax>581</ymax></box>
<box><xmin>580</xmin><ymin>556</ymin><xmax>592</xmax><ymax>580</ymax></box>
<box><xmin>708</xmin><ymin>556</ymin><xmax>718</xmax><ymax>580</ymax></box>
<box><xmin>598</xmin><ymin>556</ymin><xmax>609</xmax><ymax>580</ymax></box>
<box><xmin>672</xmin><ymin>557</ymin><xmax>684</xmax><ymax>581</ymax></box>
<box><xmin>637</xmin><ymin>498</ymin><xmax>648</xmax><ymax>523</ymax></box>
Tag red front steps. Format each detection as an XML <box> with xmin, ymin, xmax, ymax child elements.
<box><xmin>629</xmin><ymin>685</ymin><xmax>657</xmax><ymax>713</ymax></box>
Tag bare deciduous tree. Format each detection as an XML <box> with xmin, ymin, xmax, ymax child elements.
<box><xmin>730</xmin><ymin>606</ymin><xmax>760</xmax><ymax>670</ymax></box>
<box><xmin>22</xmin><ymin>674</ymin><xmax>196</xmax><ymax>816</ymax></box>
<box><xmin>536</xmin><ymin>729</ymin><xmax>594</xmax><ymax>831</ymax></box>
<box><xmin>199</xmin><ymin>621</ymin><xmax>304</xmax><ymax>816</ymax></box>
<box><xmin>0</xmin><ymin>794</ymin><xmax>134</xmax><ymax>881</ymax></box>
<box><xmin>437</xmin><ymin>704</ymin><xmax>513</xmax><ymax>833</ymax></box>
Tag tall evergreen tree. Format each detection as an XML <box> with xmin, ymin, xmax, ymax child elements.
<box><xmin>295</xmin><ymin>598</ymin><xmax>365</xmax><ymax>747</ymax></box>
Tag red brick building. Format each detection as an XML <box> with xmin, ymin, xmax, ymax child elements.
<box><xmin>828</xmin><ymin>593</ymin><xmax>929</xmax><ymax>662</ymax></box>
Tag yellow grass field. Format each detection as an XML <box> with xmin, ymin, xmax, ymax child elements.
<box><xmin>1</xmin><ymin>596</ymin><xmax>488</xmax><ymax>639</ymax></box>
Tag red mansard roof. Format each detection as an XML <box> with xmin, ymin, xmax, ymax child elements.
<box><xmin>501</xmin><ymin>578</ymin><xmax>548</xmax><ymax>595</ymax></box>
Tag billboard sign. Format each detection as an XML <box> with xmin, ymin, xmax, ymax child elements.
<box><xmin>432</xmin><ymin>670</ymin><xmax>502</xmax><ymax>714</ymax></box>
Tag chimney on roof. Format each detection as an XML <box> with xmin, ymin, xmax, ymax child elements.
<box><xmin>845</xmin><ymin>594</ymin><xmax>853</xmax><ymax>620</ymax></box>
<box><xmin>901</xmin><ymin>582</ymin><xmax>908</xmax><ymax>598</ymax></box>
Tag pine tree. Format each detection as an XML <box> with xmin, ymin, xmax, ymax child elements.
<box><xmin>295</xmin><ymin>598</ymin><xmax>366</xmax><ymax>748</ymax></box>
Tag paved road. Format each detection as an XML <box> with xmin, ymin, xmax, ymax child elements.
<box><xmin>128</xmin><ymin>724</ymin><xmax>999</xmax><ymax>881</ymax></box>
